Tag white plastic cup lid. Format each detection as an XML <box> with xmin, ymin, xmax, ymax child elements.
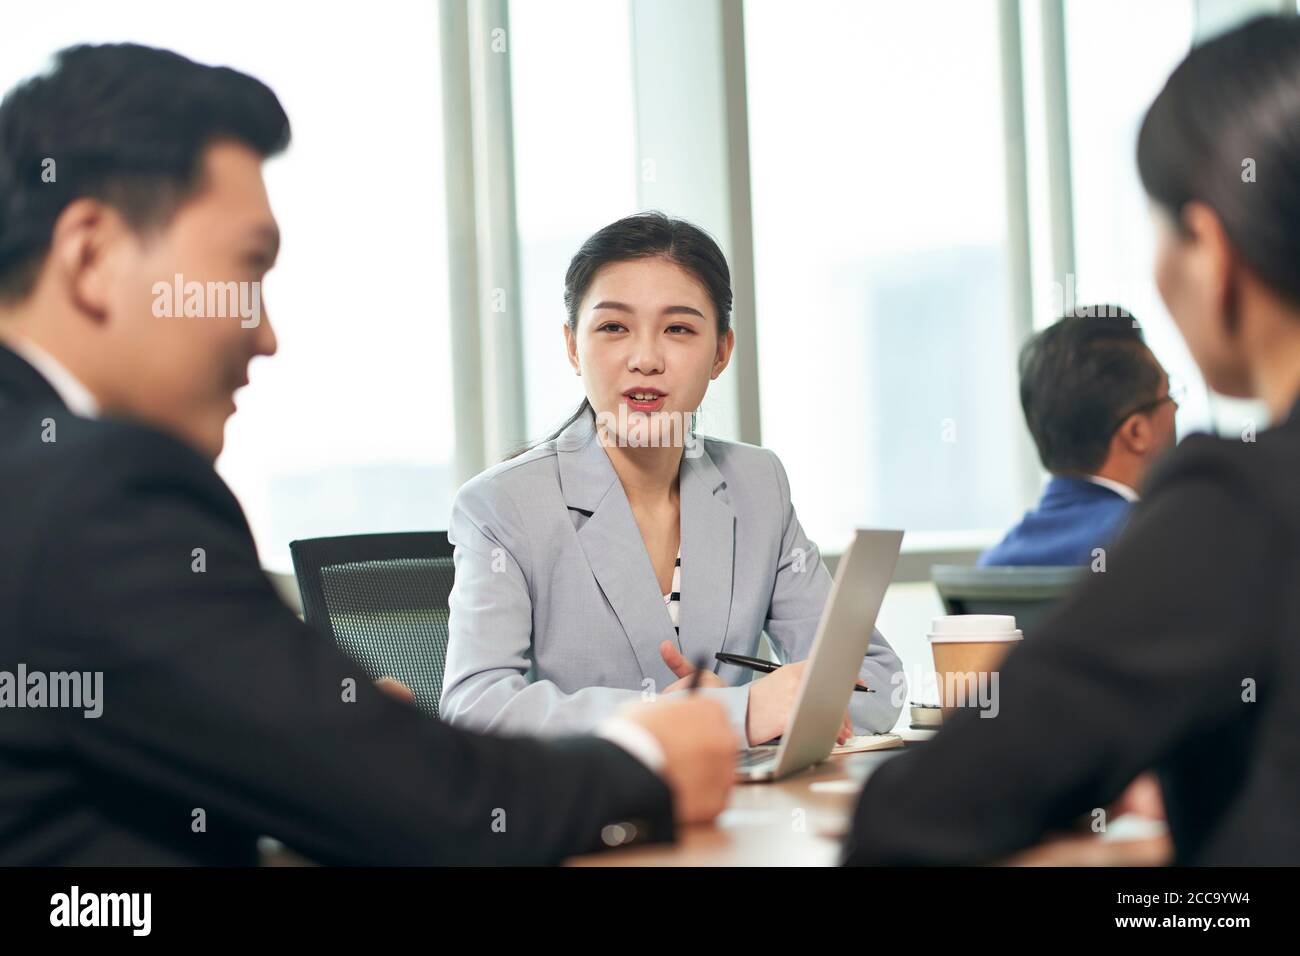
<box><xmin>928</xmin><ymin>614</ymin><xmax>1023</xmax><ymax>642</ymax></box>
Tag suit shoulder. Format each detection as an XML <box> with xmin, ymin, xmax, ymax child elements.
<box><xmin>694</xmin><ymin>435</ymin><xmax>791</xmax><ymax>507</ymax></box>
<box><xmin>1149</xmin><ymin>425</ymin><xmax>1289</xmax><ymax>489</ymax></box>
<box><xmin>6</xmin><ymin>412</ymin><xmax>239</xmax><ymax>529</ymax></box>
<box><xmin>695</xmin><ymin>434</ymin><xmax>780</xmax><ymax>473</ymax></box>
<box><xmin>1145</xmin><ymin>424</ymin><xmax>1300</xmax><ymax>533</ymax></box>
<box><xmin>12</xmin><ymin>411</ymin><xmax>216</xmax><ymax>486</ymax></box>
<box><xmin>451</xmin><ymin>441</ymin><xmax>561</xmax><ymax>516</ymax></box>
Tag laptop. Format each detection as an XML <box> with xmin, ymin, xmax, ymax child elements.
<box><xmin>734</xmin><ymin>528</ymin><xmax>904</xmax><ymax>782</ymax></box>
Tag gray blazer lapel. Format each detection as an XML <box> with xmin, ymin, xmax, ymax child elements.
<box><xmin>678</xmin><ymin>445</ymin><xmax>736</xmax><ymax>669</ymax></box>
<box><xmin>557</xmin><ymin>415</ymin><xmax>680</xmax><ymax>682</ymax></box>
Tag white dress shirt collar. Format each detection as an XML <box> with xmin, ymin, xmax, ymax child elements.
<box><xmin>1083</xmin><ymin>474</ymin><xmax>1139</xmax><ymax>503</ymax></box>
<box><xmin>5</xmin><ymin>335</ymin><xmax>100</xmax><ymax>418</ymax></box>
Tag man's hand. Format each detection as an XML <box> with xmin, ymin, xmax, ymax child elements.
<box><xmin>745</xmin><ymin>661</ymin><xmax>853</xmax><ymax>746</ymax></box>
<box><xmin>617</xmin><ymin>697</ymin><xmax>738</xmax><ymax>825</ymax></box>
<box><xmin>659</xmin><ymin>639</ymin><xmax>727</xmax><ymax>692</ymax></box>
<box><xmin>374</xmin><ymin>676</ymin><xmax>416</xmax><ymax>705</ymax></box>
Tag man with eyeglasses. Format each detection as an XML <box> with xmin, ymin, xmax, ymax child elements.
<box><xmin>979</xmin><ymin>307</ymin><xmax>1181</xmax><ymax>567</ymax></box>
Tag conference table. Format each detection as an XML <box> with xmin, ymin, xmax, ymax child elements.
<box><xmin>259</xmin><ymin>730</ymin><xmax>1170</xmax><ymax>867</ymax></box>
<box><xmin>567</xmin><ymin>732</ymin><xmax>1173</xmax><ymax>867</ymax></box>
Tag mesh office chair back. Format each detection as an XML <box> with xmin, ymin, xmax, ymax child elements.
<box><xmin>290</xmin><ymin>532</ymin><xmax>455</xmax><ymax>718</ymax></box>
<box><xmin>930</xmin><ymin>564</ymin><xmax>1085</xmax><ymax>637</ymax></box>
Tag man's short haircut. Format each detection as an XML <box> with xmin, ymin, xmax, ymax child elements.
<box><xmin>0</xmin><ymin>43</ymin><xmax>291</xmax><ymax>301</ymax></box>
<box><xmin>1018</xmin><ymin>307</ymin><xmax>1164</xmax><ymax>474</ymax></box>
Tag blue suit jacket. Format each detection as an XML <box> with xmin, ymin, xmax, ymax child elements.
<box><xmin>978</xmin><ymin>475</ymin><xmax>1133</xmax><ymax>567</ymax></box>
<box><xmin>441</xmin><ymin>413</ymin><xmax>905</xmax><ymax>740</ymax></box>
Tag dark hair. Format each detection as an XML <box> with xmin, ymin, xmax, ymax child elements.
<box><xmin>1018</xmin><ymin>308</ymin><xmax>1164</xmax><ymax>474</ymax></box>
<box><xmin>1138</xmin><ymin>15</ymin><xmax>1300</xmax><ymax>305</ymax></box>
<box><xmin>0</xmin><ymin>43</ymin><xmax>291</xmax><ymax>301</ymax></box>
<box><xmin>519</xmin><ymin>211</ymin><xmax>733</xmax><ymax>454</ymax></box>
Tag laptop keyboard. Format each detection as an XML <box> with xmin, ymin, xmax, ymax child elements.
<box><xmin>735</xmin><ymin>748</ymin><xmax>778</xmax><ymax>769</ymax></box>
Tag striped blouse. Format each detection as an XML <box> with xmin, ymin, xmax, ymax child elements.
<box><xmin>662</xmin><ymin>548</ymin><xmax>682</xmax><ymax>639</ymax></box>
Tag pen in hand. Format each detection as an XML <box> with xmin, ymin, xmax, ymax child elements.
<box><xmin>686</xmin><ymin>656</ymin><xmax>710</xmax><ymax>693</ymax></box>
<box><xmin>714</xmin><ymin>651</ymin><xmax>874</xmax><ymax>692</ymax></box>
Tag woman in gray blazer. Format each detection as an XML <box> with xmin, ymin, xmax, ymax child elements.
<box><xmin>442</xmin><ymin>213</ymin><xmax>905</xmax><ymax>745</ymax></box>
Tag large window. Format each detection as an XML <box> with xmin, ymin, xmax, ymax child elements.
<box><xmin>509</xmin><ymin>0</ymin><xmax>639</xmax><ymax>442</ymax></box>
<box><xmin>745</xmin><ymin>0</ymin><xmax>1024</xmax><ymax>552</ymax></box>
<box><xmin>7</xmin><ymin>0</ymin><xmax>1268</xmax><ymax>571</ymax></box>
<box><xmin>1064</xmin><ymin>0</ymin><xmax>1281</xmax><ymax>438</ymax></box>
<box><xmin>1</xmin><ymin>0</ymin><xmax>455</xmax><ymax>572</ymax></box>
<box><xmin>1062</xmin><ymin>0</ymin><xmax>1206</xmax><ymax>433</ymax></box>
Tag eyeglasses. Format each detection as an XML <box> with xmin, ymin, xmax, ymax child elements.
<box><xmin>1109</xmin><ymin>377</ymin><xmax>1186</xmax><ymax>435</ymax></box>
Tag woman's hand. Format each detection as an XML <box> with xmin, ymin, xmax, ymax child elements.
<box><xmin>659</xmin><ymin>640</ymin><xmax>727</xmax><ymax>693</ymax></box>
<box><xmin>745</xmin><ymin>661</ymin><xmax>854</xmax><ymax>746</ymax></box>
<box><xmin>1108</xmin><ymin>772</ymin><xmax>1166</xmax><ymax>821</ymax></box>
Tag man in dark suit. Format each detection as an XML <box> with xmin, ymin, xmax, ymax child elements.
<box><xmin>979</xmin><ymin>309</ymin><xmax>1179</xmax><ymax>567</ymax></box>
<box><xmin>0</xmin><ymin>43</ymin><xmax>737</xmax><ymax>866</ymax></box>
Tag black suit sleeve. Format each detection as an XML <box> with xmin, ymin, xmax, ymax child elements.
<box><xmin>22</xmin><ymin>426</ymin><xmax>673</xmax><ymax>865</ymax></box>
<box><xmin>842</xmin><ymin>442</ymin><xmax>1283</xmax><ymax>865</ymax></box>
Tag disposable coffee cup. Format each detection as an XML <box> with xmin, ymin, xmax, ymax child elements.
<box><xmin>928</xmin><ymin>615</ymin><xmax>1022</xmax><ymax>720</ymax></box>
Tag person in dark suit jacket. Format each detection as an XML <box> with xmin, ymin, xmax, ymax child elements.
<box><xmin>979</xmin><ymin>310</ymin><xmax>1179</xmax><ymax>567</ymax></box>
<box><xmin>845</xmin><ymin>15</ymin><xmax>1300</xmax><ymax>865</ymax></box>
<box><xmin>0</xmin><ymin>43</ymin><xmax>737</xmax><ymax>866</ymax></box>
